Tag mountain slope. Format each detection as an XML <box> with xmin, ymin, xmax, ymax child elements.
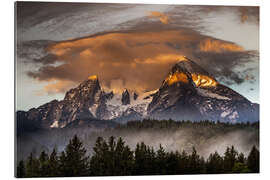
<box><xmin>17</xmin><ymin>76</ymin><xmax>156</xmax><ymax>129</ymax></box>
<box><xmin>18</xmin><ymin>75</ymin><xmax>111</xmax><ymax>129</ymax></box>
<box><xmin>147</xmin><ymin>56</ymin><xmax>259</xmax><ymax>123</ymax></box>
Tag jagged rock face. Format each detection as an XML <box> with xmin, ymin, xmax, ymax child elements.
<box><xmin>121</xmin><ymin>89</ymin><xmax>130</xmax><ymax>105</ymax></box>
<box><xmin>26</xmin><ymin>99</ymin><xmax>63</xmax><ymax>129</ymax></box>
<box><xmin>104</xmin><ymin>91</ymin><xmax>114</xmax><ymax>100</ymax></box>
<box><xmin>147</xmin><ymin>57</ymin><xmax>259</xmax><ymax>123</ymax></box>
<box><xmin>133</xmin><ymin>92</ymin><xmax>138</xmax><ymax>100</ymax></box>
<box><xmin>59</xmin><ymin>78</ymin><xmax>101</xmax><ymax>126</ymax></box>
<box><xmin>62</xmin><ymin>76</ymin><xmax>112</xmax><ymax>121</ymax></box>
<box><xmin>114</xmin><ymin>108</ymin><xmax>143</xmax><ymax>124</ymax></box>
<box><xmin>17</xmin><ymin>76</ymin><xmax>112</xmax><ymax>129</ymax></box>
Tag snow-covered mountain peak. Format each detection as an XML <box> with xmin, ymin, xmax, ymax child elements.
<box><xmin>105</xmin><ymin>89</ymin><xmax>158</xmax><ymax>120</ymax></box>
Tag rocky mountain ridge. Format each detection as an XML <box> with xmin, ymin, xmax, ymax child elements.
<box><xmin>16</xmin><ymin>56</ymin><xmax>259</xmax><ymax>129</ymax></box>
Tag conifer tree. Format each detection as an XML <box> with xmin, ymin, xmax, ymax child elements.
<box><xmin>247</xmin><ymin>145</ymin><xmax>259</xmax><ymax>173</ymax></box>
<box><xmin>166</xmin><ymin>151</ymin><xmax>179</xmax><ymax>174</ymax></box>
<box><xmin>39</xmin><ymin>151</ymin><xmax>50</xmax><ymax>177</ymax></box>
<box><xmin>187</xmin><ymin>147</ymin><xmax>202</xmax><ymax>174</ymax></box>
<box><xmin>89</xmin><ymin>137</ymin><xmax>109</xmax><ymax>175</ymax></box>
<box><xmin>156</xmin><ymin>144</ymin><xmax>167</xmax><ymax>174</ymax></box>
<box><xmin>16</xmin><ymin>160</ymin><xmax>25</xmax><ymax>178</ymax></box>
<box><xmin>237</xmin><ymin>152</ymin><xmax>245</xmax><ymax>164</ymax></box>
<box><xmin>48</xmin><ymin>148</ymin><xmax>59</xmax><ymax>177</ymax></box>
<box><xmin>223</xmin><ymin>146</ymin><xmax>238</xmax><ymax>172</ymax></box>
<box><xmin>59</xmin><ymin>135</ymin><xmax>89</xmax><ymax>177</ymax></box>
<box><xmin>25</xmin><ymin>153</ymin><xmax>40</xmax><ymax>177</ymax></box>
<box><xmin>206</xmin><ymin>151</ymin><xmax>224</xmax><ymax>173</ymax></box>
<box><xmin>114</xmin><ymin>137</ymin><xmax>134</xmax><ymax>175</ymax></box>
<box><xmin>177</xmin><ymin>150</ymin><xmax>189</xmax><ymax>174</ymax></box>
<box><xmin>134</xmin><ymin>142</ymin><xmax>156</xmax><ymax>175</ymax></box>
<box><xmin>90</xmin><ymin>136</ymin><xmax>134</xmax><ymax>176</ymax></box>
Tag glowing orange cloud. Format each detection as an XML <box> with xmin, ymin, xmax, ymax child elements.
<box><xmin>200</xmin><ymin>39</ymin><xmax>243</xmax><ymax>53</ymax></box>
<box><xmin>43</xmin><ymin>79</ymin><xmax>76</xmax><ymax>95</ymax></box>
<box><xmin>149</xmin><ymin>11</ymin><xmax>169</xmax><ymax>24</ymax></box>
<box><xmin>135</xmin><ymin>54</ymin><xmax>186</xmax><ymax>65</ymax></box>
<box><xmin>30</xmin><ymin>30</ymin><xmax>246</xmax><ymax>94</ymax></box>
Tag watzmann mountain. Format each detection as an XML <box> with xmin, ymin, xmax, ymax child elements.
<box><xmin>148</xmin><ymin>57</ymin><xmax>259</xmax><ymax>122</ymax></box>
<box><xmin>17</xmin><ymin>56</ymin><xmax>259</xmax><ymax>130</ymax></box>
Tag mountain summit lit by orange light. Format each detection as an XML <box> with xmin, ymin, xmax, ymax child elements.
<box><xmin>165</xmin><ymin>72</ymin><xmax>189</xmax><ymax>85</ymax></box>
<box><xmin>88</xmin><ymin>75</ymin><xmax>98</xmax><ymax>80</ymax></box>
<box><xmin>165</xmin><ymin>72</ymin><xmax>218</xmax><ymax>87</ymax></box>
<box><xmin>191</xmin><ymin>74</ymin><xmax>218</xmax><ymax>87</ymax></box>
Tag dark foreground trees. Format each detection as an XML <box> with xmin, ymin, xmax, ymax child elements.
<box><xmin>247</xmin><ymin>145</ymin><xmax>260</xmax><ymax>173</ymax></box>
<box><xmin>16</xmin><ymin>135</ymin><xmax>259</xmax><ymax>177</ymax></box>
<box><xmin>89</xmin><ymin>136</ymin><xmax>134</xmax><ymax>175</ymax></box>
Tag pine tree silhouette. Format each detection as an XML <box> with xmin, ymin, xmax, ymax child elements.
<box><xmin>59</xmin><ymin>135</ymin><xmax>89</xmax><ymax>176</ymax></box>
<box><xmin>247</xmin><ymin>145</ymin><xmax>259</xmax><ymax>173</ymax></box>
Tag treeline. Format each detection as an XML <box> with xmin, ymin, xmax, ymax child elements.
<box><xmin>16</xmin><ymin>135</ymin><xmax>259</xmax><ymax>177</ymax></box>
<box><xmin>16</xmin><ymin>119</ymin><xmax>259</xmax><ymax>166</ymax></box>
<box><xmin>119</xmin><ymin>119</ymin><xmax>259</xmax><ymax>130</ymax></box>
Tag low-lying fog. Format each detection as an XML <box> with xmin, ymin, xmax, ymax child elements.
<box><xmin>16</xmin><ymin>123</ymin><xmax>259</xmax><ymax>161</ymax></box>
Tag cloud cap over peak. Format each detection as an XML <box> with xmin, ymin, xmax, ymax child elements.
<box><xmin>26</xmin><ymin>30</ymin><xmax>256</xmax><ymax>94</ymax></box>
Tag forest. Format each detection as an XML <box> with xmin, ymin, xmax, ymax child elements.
<box><xmin>16</xmin><ymin>134</ymin><xmax>259</xmax><ymax>177</ymax></box>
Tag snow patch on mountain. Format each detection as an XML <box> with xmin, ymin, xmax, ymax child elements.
<box><xmin>229</xmin><ymin>111</ymin><xmax>239</xmax><ymax>120</ymax></box>
<box><xmin>89</xmin><ymin>104</ymin><xmax>98</xmax><ymax>118</ymax></box>
<box><xmin>105</xmin><ymin>89</ymin><xmax>157</xmax><ymax>119</ymax></box>
<box><xmin>197</xmin><ymin>88</ymin><xmax>230</xmax><ymax>100</ymax></box>
<box><xmin>221</xmin><ymin>110</ymin><xmax>231</xmax><ymax>118</ymax></box>
<box><xmin>50</xmin><ymin>120</ymin><xmax>59</xmax><ymax>128</ymax></box>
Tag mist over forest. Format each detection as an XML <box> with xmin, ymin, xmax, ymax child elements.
<box><xmin>17</xmin><ymin>119</ymin><xmax>259</xmax><ymax>161</ymax></box>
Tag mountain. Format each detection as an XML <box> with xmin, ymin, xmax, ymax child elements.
<box><xmin>16</xmin><ymin>56</ymin><xmax>259</xmax><ymax>130</ymax></box>
<box><xmin>147</xmin><ymin>56</ymin><xmax>259</xmax><ymax>123</ymax></box>
<box><xmin>16</xmin><ymin>75</ymin><xmax>156</xmax><ymax>129</ymax></box>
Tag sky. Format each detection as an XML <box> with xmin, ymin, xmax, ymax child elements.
<box><xmin>16</xmin><ymin>2</ymin><xmax>259</xmax><ymax>111</ymax></box>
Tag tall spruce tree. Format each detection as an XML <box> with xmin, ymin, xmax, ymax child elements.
<box><xmin>177</xmin><ymin>150</ymin><xmax>189</xmax><ymax>174</ymax></box>
<box><xmin>89</xmin><ymin>137</ymin><xmax>109</xmax><ymax>175</ymax></box>
<box><xmin>114</xmin><ymin>137</ymin><xmax>134</xmax><ymax>175</ymax></box>
<box><xmin>48</xmin><ymin>148</ymin><xmax>59</xmax><ymax>177</ymax></box>
<box><xmin>16</xmin><ymin>160</ymin><xmax>25</xmax><ymax>178</ymax></box>
<box><xmin>134</xmin><ymin>142</ymin><xmax>156</xmax><ymax>175</ymax></box>
<box><xmin>206</xmin><ymin>151</ymin><xmax>224</xmax><ymax>173</ymax></box>
<box><xmin>187</xmin><ymin>147</ymin><xmax>202</xmax><ymax>174</ymax></box>
<box><xmin>39</xmin><ymin>151</ymin><xmax>50</xmax><ymax>177</ymax></box>
<box><xmin>90</xmin><ymin>136</ymin><xmax>134</xmax><ymax>176</ymax></box>
<box><xmin>223</xmin><ymin>146</ymin><xmax>238</xmax><ymax>173</ymax></box>
<box><xmin>166</xmin><ymin>151</ymin><xmax>179</xmax><ymax>174</ymax></box>
<box><xmin>25</xmin><ymin>153</ymin><xmax>40</xmax><ymax>177</ymax></box>
<box><xmin>247</xmin><ymin>145</ymin><xmax>259</xmax><ymax>173</ymax></box>
<box><xmin>156</xmin><ymin>144</ymin><xmax>167</xmax><ymax>174</ymax></box>
<box><xmin>59</xmin><ymin>135</ymin><xmax>89</xmax><ymax>177</ymax></box>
